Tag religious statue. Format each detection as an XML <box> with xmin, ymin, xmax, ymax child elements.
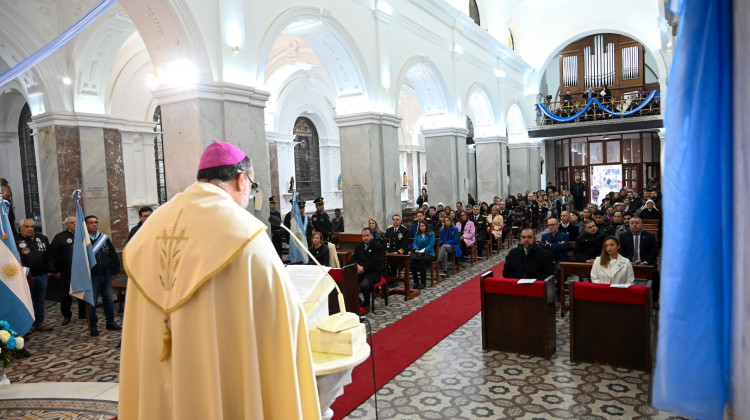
<box><xmin>288</xmin><ymin>177</ymin><xmax>294</xmax><ymax>193</ymax></box>
<box><xmin>337</xmin><ymin>174</ymin><xmax>342</xmax><ymax>190</ymax></box>
<box><xmin>402</xmin><ymin>172</ymin><xmax>407</xmax><ymax>186</ymax></box>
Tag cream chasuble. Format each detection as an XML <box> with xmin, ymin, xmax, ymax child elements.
<box><xmin>119</xmin><ymin>182</ymin><xmax>321</xmax><ymax>419</ymax></box>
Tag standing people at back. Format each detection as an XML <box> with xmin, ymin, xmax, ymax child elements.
<box><xmin>50</xmin><ymin>216</ymin><xmax>87</xmax><ymax>325</ymax></box>
<box><xmin>16</xmin><ymin>219</ymin><xmax>55</xmax><ymax>332</ymax></box>
<box><xmin>85</xmin><ymin>215</ymin><xmax>121</xmax><ymax>336</ymax></box>
<box><xmin>127</xmin><ymin>206</ymin><xmax>153</xmax><ymax>242</ymax></box>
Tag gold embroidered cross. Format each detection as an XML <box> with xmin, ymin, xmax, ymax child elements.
<box><xmin>157</xmin><ymin>209</ymin><xmax>188</xmax><ymax>291</ymax></box>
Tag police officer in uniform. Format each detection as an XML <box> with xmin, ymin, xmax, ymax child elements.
<box><xmin>311</xmin><ymin>196</ymin><xmax>332</xmax><ymax>242</ymax></box>
<box><xmin>16</xmin><ymin>218</ymin><xmax>55</xmax><ymax>332</ymax></box>
<box><xmin>269</xmin><ymin>196</ymin><xmax>283</xmax><ymax>256</ymax></box>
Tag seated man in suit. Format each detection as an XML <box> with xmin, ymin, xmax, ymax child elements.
<box><xmin>619</xmin><ymin>217</ymin><xmax>661</xmax><ymax>303</ymax></box>
<box><xmin>575</xmin><ymin>220</ymin><xmax>607</xmax><ymax>263</ymax></box>
<box><xmin>503</xmin><ymin>229</ymin><xmax>555</xmax><ymax>280</ymax></box>
<box><xmin>352</xmin><ymin>228</ymin><xmax>385</xmax><ymax>314</ymax></box>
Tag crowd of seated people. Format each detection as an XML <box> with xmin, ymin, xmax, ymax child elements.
<box><xmin>285</xmin><ymin>182</ymin><xmax>662</xmax><ymax>313</ymax></box>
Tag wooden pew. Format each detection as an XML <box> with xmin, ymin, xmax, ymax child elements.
<box><xmin>112</xmin><ymin>277</ymin><xmax>127</xmax><ymax>313</ymax></box>
<box><xmin>327</xmin><ymin>264</ymin><xmax>360</xmax><ymax>315</ymax></box>
<box><xmin>570</xmin><ymin>281</ymin><xmax>652</xmax><ymax>371</ymax></box>
<box><xmin>386</xmin><ymin>253</ymin><xmax>420</xmax><ymax>301</ymax></box>
<box><xmin>336</xmin><ymin>233</ymin><xmax>363</xmax><ymax>251</ymax></box>
<box><xmin>641</xmin><ymin>219</ymin><xmax>660</xmax><ymax>240</ymax></box>
<box><xmin>402</xmin><ymin>210</ymin><xmax>418</xmax><ymax>229</ymax></box>
<box><xmin>480</xmin><ymin>272</ymin><xmax>556</xmax><ymax>359</ymax></box>
<box><xmin>559</xmin><ymin>261</ymin><xmax>654</xmax><ymax>317</ymax></box>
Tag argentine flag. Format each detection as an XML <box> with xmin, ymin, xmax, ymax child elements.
<box><xmin>0</xmin><ymin>200</ymin><xmax>34</xmax><ymax>336</ymax></box>
<box><xmin>288</xmin><ymin>190</ymin><xmax>308</xmax><ymax>264</ymax></box>
<box><xmin>70</xmin><ymin>193</ymin><xmax>95</xmax><ymax>305</ymax></box>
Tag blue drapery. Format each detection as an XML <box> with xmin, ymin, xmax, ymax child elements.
<box><xmin>0</xmin><ymin>0</ymin><xmax>118</xmax><ymax>89</ymax></box>
<box><xmin>652</xmin><ymin>1</ymin><xmax>733</xmax><ymax>419</ymax></box>
<box><xmin>536</xmin><ymin>91</ymin><xmax>658</xmax><ymax>122</ymax></box>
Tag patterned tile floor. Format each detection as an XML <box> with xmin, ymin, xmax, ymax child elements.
<box><xmin>1</xmin><ymin>233</ymin><xmax>690</xmax><ymax>420</ymax></box>
<box><xmin>343</xmin><ymin>240</ymin><xmax>690</xmax><ymax>420</ymax></box>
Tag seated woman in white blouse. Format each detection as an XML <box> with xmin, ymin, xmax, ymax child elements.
<box><xmin>590</xmin><ymin>236</ymin><xmax>635</xmax><ymax>285</ymax></box>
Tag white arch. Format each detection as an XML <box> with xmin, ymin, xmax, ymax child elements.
<box><xmin>393</xmin><ymin>55</ymin><xmax>454</xmax><ymax>128</ymax></box>
<box><xmin>269</xmin><ymin>67</ymin><xmax>337</xmax><ymax>138</ymax></box>
<box><xmin>256</xmin><ymin>6</ymin><xmax>375</xmax><ymax>108</ymax></box>
<box><xmin>464</xmin><ymin>82</ymin><xmax>502</xmax><ymax>137</ymax></box>
<box><xmin>118</xmin><ymin>0</ymin><xmax>212</xmax><ymax>77</ymax></box>
<box><xmin>505</xmin><ymin>100</ymin><xmax>529</xmax><ymax>143</ymax></box>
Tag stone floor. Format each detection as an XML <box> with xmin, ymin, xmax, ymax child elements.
<box><xmin>0</xmin><ymin>235</ymin><xmax>690</xmax><ymax>420</ymax></box>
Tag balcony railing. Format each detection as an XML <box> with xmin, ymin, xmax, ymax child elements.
<box><xmin>535</xmin><ymin>91</ymin><xmax>661</xmax><ymax>126</ymax></box>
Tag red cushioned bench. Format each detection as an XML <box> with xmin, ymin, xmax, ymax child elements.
<box><xmin>480</xmin><ymin>272</ymin><xmax>556</xmax><ymax>359</ymax></box>
<box><xmin>570</xmin><ymin>281</ymin><xmax>653</xmax><ymax>371</ymax></box>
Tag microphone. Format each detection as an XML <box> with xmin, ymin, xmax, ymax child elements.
<box><xmin>269</xmin><ymin>215</ymin><xmax>360</xmax><ymax>333</ymax></box>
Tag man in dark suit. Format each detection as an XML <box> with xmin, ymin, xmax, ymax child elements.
<box><xmin>619</xmin><ymin>217</ymin><xmax>660</xmax><ymax>305</ymax></box>
<box><xmin>352</xmin><ymin>228</ymin><xmax>385</xmax><ymax>313</ymax></box>
<box><xmin>571</xmin><ymin>176</ymin><xmax>586</xmax><ymax>211</ymax></box>
<box><xmin>575</xmin><ymin>220</ymin><xmax>607</xmax><ymax>262</ymax></box>
<box><xmin>503</xmin><ymin>229</ymin><xmax>555</xmax><ymax>280</ymax></box>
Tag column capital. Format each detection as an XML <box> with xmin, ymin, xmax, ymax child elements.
<box><xmin>0</xmin><ymin>131</ymin><xmax>15</xmax><ymax>143</ymax></box>
<box><xmin>29</xmin><ymin>112</ymin><xmax>154</xmax><ymax>132</ymax></box>
<box><xmin>334</xmin><ymin>112</ymin><xmax>401</xmax><ymax>128</ymax></box>
<box><xmin>474</xmin><ymin>136</ymin><xmax>508</xmax><ymax>145</ymax></box>
<box><xmin>265</xmin><ymin>131</ymin><xmax>295</xmax><ymax>144</ymax></box>
<box><xmin>422</xmin><ymin>127</ymin><xmax>469</xmax><ymax>138</ymax></box>
<box><xmin>152</xmin><ymin>82</ymin><xmax>270</xmax><ymax>107</ymax></box>
<box><xmin>507</xmin><ymin>140</ymin><xmax>542</xmax><ymax>150</ymax></box>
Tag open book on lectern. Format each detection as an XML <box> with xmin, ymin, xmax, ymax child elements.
<box><xmin>285</xmin><ymin>264</ymin><xmax>335</xmax><ymax>329</ymax></box>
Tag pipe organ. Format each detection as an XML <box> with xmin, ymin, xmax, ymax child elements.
<box><xmin>558</xmin><ymin>33</ymin><xmax>648</xmax><ymax>98</ymax></box>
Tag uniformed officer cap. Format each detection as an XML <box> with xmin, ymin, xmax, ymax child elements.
<box><xmin>314</xmin><ymin>196</ymin><xmax>325</xmax><ymax>205</ymax></box>
<box><xmin>269</xmin><ymin>196</ymin><xmax>277</xmax><ymax>204</ymax></box>
<box><xmin>298</xmin><ymin>200</ymin><xmax>306</xmax><ymax>208</ymax></box>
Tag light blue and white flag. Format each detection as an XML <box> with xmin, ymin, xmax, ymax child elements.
<box><xmin>70</xmin><ymin>191</ymin><xmax>95</xmax><ymax>305</ymax></box>
<box><xmin>652</xmin><ymin>1</ymin><xmax>733</xmax><ymax>419</ymax></box>
<box><xmin>0</xmin><ymin>201</ymin><xmax>34</xmax><ymax>336</ymax></box>
<box><xmin>288</xmin><ymin>190</ymin><xmax>309</xmax><ymax>264</ymax></box>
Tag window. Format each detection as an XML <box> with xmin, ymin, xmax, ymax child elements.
<box><xmin>606</xmin><ymin>141</ymin><xmax>620</xmax><ymax>163</ymax></box>
<box><xmin>469</xmin><ymin>0</ymin><xmax>480</xmax><ymax>25</ymax></box>
<box><xmin>17</xmin><ymin>104</ymin><xmax>40</xmax><ymax>221</ymax></box>
<box><xmin>293</xmin><ymin>117</ymin><xmax>321</xmax><ymax>200</ymax></box>
<box><xmin>153</xmin><ymin>106</ymin><xmax>167</xmax><ymax>204</ymax></box>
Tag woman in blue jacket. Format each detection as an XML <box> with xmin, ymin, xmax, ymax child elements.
<box><xmin>410</xmin><ymin>220</ymin><xmax>435</xmax><ymax>289</ymax></box>
<box><xmin>438</xmin><ymin>216</ymin><xmax>461</xmax><ymax>275</ymax></box>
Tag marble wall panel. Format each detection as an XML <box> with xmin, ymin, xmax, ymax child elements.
<box><xmin>224</xmin><ymin>101</ymin><xmax>270</xmax><ymax>223</ymax></box>
<box><xmin>34</xmin><ymin>126</ymin><xmax>62</xmax><ymax>235</ymax></box>
<box><xmin>54</xmin><ymin>125</ymin><xmax>83</xmax><ymax>227</ymax></box>
<box><xmin>338</xmin><ymin>117</ymin><xmax>401</xmax><ymax>231</ymax></box>
<box><xmin>160</xmin><ymin>99</ymin><xmax>203</xmax><ymax>198</ymax></box>
<box><xmin>103</xmin><ymin>128</ymin><xmax>128</xmax><ymax>249</ymax></box>
<box><xmin>508</xmin><ymin>143</ymin><xmax>542</xmax><ymax>195</ymax></box>
<box><xmin>79</xmin><ymin>127</ymin><xmax>112</xmax><ymax>238</ymax></box>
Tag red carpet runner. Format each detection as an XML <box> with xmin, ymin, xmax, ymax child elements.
<box><xmin>330</xmin><ymin>260</ymin><xmax>506</xmax><ymax>419</ymax></box>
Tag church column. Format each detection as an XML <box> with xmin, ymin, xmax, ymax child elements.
<box><xmin>30</xmin><ymin>113</ymin><xmax>141</xmax><ymax>249</ymax></box>
<box><xmin>467</xmin><ymin>145</ymin><xmax>476</xmax><ymax>201</ymax></box>
<box><xmin>475</xmin><ymin>136</ymin><xmax>509</xmax><ymax>202</ymax></box>
<box><xmin>266</xmin><ymin>131</ymin><xmax>295</xmax><ymax>214</ymax></box>
<box><xmin>319</xmin><ymin>137</ymin><xmax>343</xmax><ymax>211</ymax></box>
<box><xmin>335</xmin><ymin>112</ymin><xmax>402</xmax><ymax>231</ymax></box>
<box><xmin>508</xmin><ymin>141</ymin><xmax>543</xmax><ymax>195</ymax></box>
<box><xmin>153</xmin><ymin>83</ymin><xmax>271</xmax><ymax>222</ymax></box>
<box><xmin>422</xmin><ymin>128</ymin><xmax>470</xmax><ymax>206</ymax></box>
